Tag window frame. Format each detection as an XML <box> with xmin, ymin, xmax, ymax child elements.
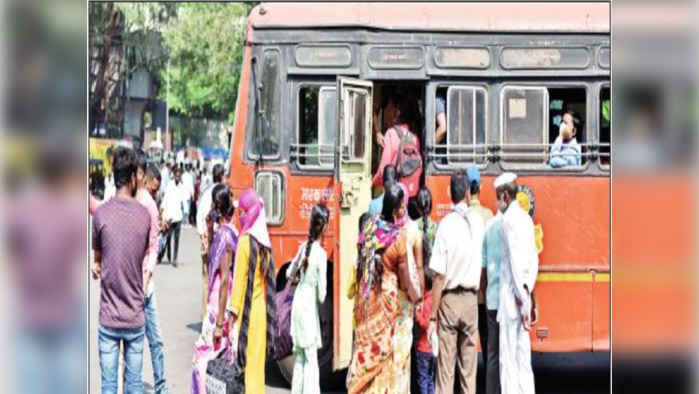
<box><xmin>599</xmin><ymin>83</ymin><xmax>611</xmax><ymax>171</ymax></box>
<box><xmin>254</xmin><ymin>170</ymin><xmax>286</xmax><ymax>226</ymax></box>
<box><xmin>433</xmin><ymin>83</ymin><xmax>490</xmax><ymax>171</ymax></box>
<box><xmin>295</xmin><ymin>84</ymin><xmax>337</xmax><ymax>170</ymax></box>
<box><xmin>340</xmin><ymin>87</ymin><xmax>371</xmax><ymax>164</ymax></box>
<box><xmin>499</xmin><ymin>83</ymin><xmax>592</xmax><ymax>172</ymax></box>
<box><xmin>248</xmin><ymin>48</ymin><xmax>283</xmax><ymax>161</ymax></box>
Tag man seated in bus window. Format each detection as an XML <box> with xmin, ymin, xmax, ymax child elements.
<box><xmin>549</xmin><ymin>109</ymin><xmax>582</xmax><ymax>168</ymax></box>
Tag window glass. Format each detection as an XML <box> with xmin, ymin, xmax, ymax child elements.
<box><xmin>298</xmin><ymin>86</ymin><xmax>337</xmax><ymax>168</ymax></box>
<box><xmin>352</xmin><ymin>92</ymin><xmax>367</xmax><ymax>160</ymax></box>
<box><xmin>256</xmin><ymin>172</ymin><xmax>284</xmax><ymax>224</ymax></box>
<box><xmin>501</xmin><ymin>87</ymin><xmax>548</xmax><ymax>166</ymax></box>
<box><xmin>250</xmin><ymin>50</ymin><xmax>282</xmax><ymax>158</ymax></box>
<box><xmin>319</xmin><ymin>88</ymin><xmax>337</xmax><ymax>167</ymax></box>
<box><xmin>446</xmin><ymin>87</ymin><xmax>487</xmax><ymax>165</ymax></box>
<box><xmin>341</xmin><ymin>89</ymin><xmax>368</xmax><ymax>161</ymax></box>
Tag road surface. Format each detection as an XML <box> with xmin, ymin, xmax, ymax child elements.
<box><xmin>89</xmin><ymin>226</ymin><xmax>609</xmax><ymax>394</ymax></box>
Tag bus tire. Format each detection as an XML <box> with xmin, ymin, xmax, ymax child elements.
<box><xmin>274</xmin><ymin>261</ymin><xmax>335</xmax><ymax>387</ymax></box>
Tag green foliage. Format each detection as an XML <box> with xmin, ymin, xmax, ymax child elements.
<box><xmin>160</xmin><ymin>3</ymin><xmax>255</xmax><ymax>123</ymax></box>
<box><xmin>109</xmin><ymin>2</ymin><xmax>256</xmax><ymax>124</ymax></box>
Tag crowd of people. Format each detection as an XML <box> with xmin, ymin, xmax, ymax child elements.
<box><xmin>91</xmin><ymin>149</ymin><xmax>538</xmax><ymax>394</ymax></box>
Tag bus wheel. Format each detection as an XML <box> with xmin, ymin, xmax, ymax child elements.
<box><xmin>274</xmin><ymin>261</ymin><xmax>335</xmax><ymax>387</ymax></box>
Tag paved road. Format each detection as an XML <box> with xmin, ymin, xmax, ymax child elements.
<box><xmin>89</xmin><ymin>226</ymin><xmax>609</xmax><ymax>394</ymax></box>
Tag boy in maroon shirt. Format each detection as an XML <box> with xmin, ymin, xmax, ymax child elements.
<box><xmin>92</xmin><ymin>147</ymin><xmax>150</xmax><ymax>394</ymax></box>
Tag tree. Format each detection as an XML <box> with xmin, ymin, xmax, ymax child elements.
<box><xmin>161</xmin><ymin>3</ymin><xmax>255</xmax><ymax>124</ymax></box>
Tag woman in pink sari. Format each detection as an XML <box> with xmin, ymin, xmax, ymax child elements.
<box><xmin>191</xmin><ymin>184</ymin><xmax>239</xmax><ymax>394</ymax></box>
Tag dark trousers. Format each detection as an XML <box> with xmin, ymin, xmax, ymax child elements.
<box><xmin>159</xmin><ymin>221</ymin><xmax>181</xmax><ymax>262</ymax></box>
<box><xmin>486</xmin><ymin>309</ymin><xmax>501</xmax><ymax>394</ymax></box>
<box><xmin>418</xmin><ymin>351</ymin><xmax>436</xmax><ymax>394</ymax></box>
<box><xmin>479</xmin><ymin>303</ymin><xmax>489</xmax><ymax>369</ymax></box>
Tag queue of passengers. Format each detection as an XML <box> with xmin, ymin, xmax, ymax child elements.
<box><xmin>346</xmin><ymin>163</ymin><xmax>539</xmax><ymax>394</ymax></box>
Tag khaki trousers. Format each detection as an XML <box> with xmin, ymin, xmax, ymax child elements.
<box><xmin>435</xmin><ymin>288</ymin><xmax>478</xmax><ymax>394</ymax></box>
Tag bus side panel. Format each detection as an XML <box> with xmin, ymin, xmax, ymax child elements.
<box><xmin>592</xmin><ymin>271</ymin><xmax>610</xmax><ymax>351</ymax></box>
<box><xmin>425</xmin><ymin>174</ymin><xmax>609</xmax><ymax>352</ymax></box>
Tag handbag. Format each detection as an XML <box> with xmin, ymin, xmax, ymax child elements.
<box><xmin>274</xmin><ymin>250</ymin><xmax>302</xmax><ymax>360</ymax></box>
<box><xmin>205</xmin><ymin>349</ymin><xmax>244</xmax><ymax>394</ymax></box>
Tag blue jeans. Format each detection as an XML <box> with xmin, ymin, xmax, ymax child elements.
<box><xmin>98</xmin><ymin>325</ymin><xmax>145</xmax><ymax>394</ymax></box>
<box><xmin>145</xmin><ymin>291</ymin><xmax>167</xmax><ymax>394</ymax></box>
<box><xmin>417</xmin><ymin>351</ymin><xmax>435</xmax><ymax>394</ymax></box>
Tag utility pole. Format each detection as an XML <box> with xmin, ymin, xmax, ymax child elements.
<box><xmin>165</xmin><ymin>59</ymin><xmax>170</xmax><ymax>151</ymax></box>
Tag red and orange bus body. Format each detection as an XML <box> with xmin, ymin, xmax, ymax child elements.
<box><xmin>228</xmin><ymin>3</ymin><xmax>610</xmax><ymax>377</ymax></box>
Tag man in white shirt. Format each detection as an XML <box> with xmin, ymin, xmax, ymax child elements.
<box><xmin>494</xmin><ymin>173</ymin><xmax>538</xmax><ymax>394</ymax></box>
<box><xmin>159</xmin><ymin>167</ymin><xmax>187</xmax><ymax>267</ymax></box>
<box><xmin>181</xmin><ymin>164</ymin><xmax>194</xmax><ymax>227</ymax></box>
<box><xmin>428</xmin><ymin>170</ymin><xmax>485</xmax><ymax>394</ymax></box>
<box><xmin>195</xmin><ymin>163</ymin><xmax>227</xmax><ymax>318</ymax></box>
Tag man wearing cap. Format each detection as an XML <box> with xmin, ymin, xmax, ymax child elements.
<box><xmin>493</xmin><ymin>173</ymin><xmax>538</xmax><ymax>394</ymax></box>
<box><xmin>427</xmin><ymin>170</ymin><xmax>485</xmax><ymax>394</ymax></box>
<box><xmin>466</xmin><ymin>165</ymin><xmax>494</xmax><ymax>376</ymax></box>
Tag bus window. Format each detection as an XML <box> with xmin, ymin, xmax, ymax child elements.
<box><xmin>256</xmin><ymin>171</ymin><xmax>284</xmax><ymax>224</ymax></box>
<box><xmin>501</xmin><ymin>86</ymin><xmax>548</xmax><ymax>167</ymax></box>
<box><xmin>446</xmin><ymin>86</ymin><xmax>487</xmax><ymax>165</ymax></box>
<box><xmin>600</xmin><ymin>87</ymin><xmax>610</xmax><ymax>166</ymax></box>
<box><xmin>298</xmin><ymin>86</ymin><xmax>337</xmax><ymax>168</ymax></box>
<box><xmin>250</xmin><ymin>50</ymin><xmax>282</xmax><ymax>158</ymax></box>
<box><xmin>548</xmin><ymin>87</ymin><xmax>587</xmax><ymax>168</ymax></box>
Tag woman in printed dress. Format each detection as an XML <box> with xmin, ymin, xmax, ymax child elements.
<box><xmin>347</xmin><ymin>185</ymin><xmax>420</xmax><ymax>394</ymax></box>
<box><xmin>289</xmin><ymin>204</ymin><xmax>330</xmax><ymax>394</ymax></box>
<box><xmin>190</xmin><ymin>184</ymin><xmax>238</xmax><ymax>394</ymax></box>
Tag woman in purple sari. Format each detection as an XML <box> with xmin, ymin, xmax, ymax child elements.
<box><xmin>191</xmin><ymin>184</ymin><xmax>239</xmax><ymax>394</ymax></box>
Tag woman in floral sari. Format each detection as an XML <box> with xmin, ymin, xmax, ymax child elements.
<box><xmin>191</xmin><ymin>184</ymin><xmax>238</xmax><ymax>394</ymax></box>
<box><xmin>347</xmin><ymin>185</ymin><xmax>420</xmax><ymax>394</ymax></box>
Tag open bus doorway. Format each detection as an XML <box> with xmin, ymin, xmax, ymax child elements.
<box><xmin>370</xmin><ymin>82</ymin><xmax>427</xmax><ymax>219</ymax></box>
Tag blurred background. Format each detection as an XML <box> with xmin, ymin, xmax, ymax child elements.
<box><xmin>612</xmin><ymin>1</ymin><xmax>697</xmax><ymax>394</ymax></box>
<box><xmin>0</xmin><ymin>1</ymin><xmax>697</xmax><ymax>394</ymax></box>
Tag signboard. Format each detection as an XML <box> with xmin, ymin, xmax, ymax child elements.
<box><xmin>368</xmin><ymin>47</ymin><xmax>424</xmax><ymax>70</ymax></box>
<box><xmin>295</xmin><ymin>45</ymin><xmax>352</xmax><ymax>68</ymax></box>
<box><xmin>500</xmin><ymin>47</ymin><xmax>590</xmax><ymax>69</ymax></box>
<box><xmin>434</xmin><ymin>47</ymin><xmax>490</xmax><ymax>69</ymax></box>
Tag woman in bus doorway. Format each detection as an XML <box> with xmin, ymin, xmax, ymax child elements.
<box><xmin>347</xmin><ymin>185</ymin><xmax>419</xmax><ymax>394</ymax></box>
<box><xmin>190</xmin><ymin>184</ymin><xmax>238</xmax><ymax>394</ymax></box>
<box><xmin>288</xmin><ymin>204</ymin><xmax>330</xmax><ymax>394</ymax></box>
<box><xmin>228</xmin><ymin>190</ymin><xmax>277</xmax><ymax>394</ymax></box>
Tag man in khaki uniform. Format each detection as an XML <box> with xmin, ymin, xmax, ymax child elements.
<box><xmin>428</xmin><ymin>171</ymin><xmax>486</xmax><ymax>394</ymax></box>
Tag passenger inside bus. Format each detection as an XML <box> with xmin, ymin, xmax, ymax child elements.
<box><xmin>549</xmin><ymin>109</ymin><xmax>582</xmax><ymax>168</ymax></box>
<box><xmin>548</xmin><ymin>88</ymin><xmax>586</xmax><ymax>168</ymax></box>
<box><xmin>371</xmin><ymin>83</ymin><xmax>426</xmax><ymax>219</ymax></box>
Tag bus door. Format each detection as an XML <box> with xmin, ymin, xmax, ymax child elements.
<box><xmin>333</xmin><ymin>77</ymin><xmax>373</xmax><ymax>370</ymax></box>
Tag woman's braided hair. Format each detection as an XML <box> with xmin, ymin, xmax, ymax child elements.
<box><xmin>302</xmin><ymin>204</ymin><xmax>330</xmax><ymax>274</ymax></box>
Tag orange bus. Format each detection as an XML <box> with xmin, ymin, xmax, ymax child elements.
<box><xmin>227</xmin><ymin>3</ymin><xmax>610</xmax><ymax>382</ymax></box>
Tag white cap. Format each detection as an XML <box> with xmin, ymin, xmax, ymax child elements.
<box><xmin>493</xmin><ymin>172</ymin><xmax>517</xmax><ymax>189</ymax></box>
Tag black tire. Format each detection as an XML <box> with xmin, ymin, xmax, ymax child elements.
<box><xmin>274</xmin><ymin>261</ymin><xmax>336</xmax><ymax>388</ymax></box>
